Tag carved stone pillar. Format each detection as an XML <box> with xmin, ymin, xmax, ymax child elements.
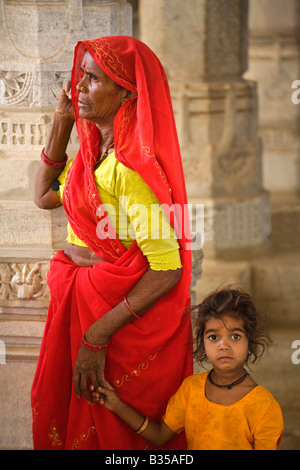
<box><xmin>139</xmin><ymin>0</ymin><xmax>270</xmax><ymax>263</ymax></box>
<box><xmin>0</xmin><ymin>0</ymin><xmax>132</xmax><ymax>449</ymax></box>
<box><xmin>246</xmin><ymin>0</ymin><xmax>300</xmax><ymax>193</ymax></box>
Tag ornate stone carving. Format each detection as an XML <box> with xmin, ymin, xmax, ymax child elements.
<box><xmin>0</xmin><ymin>261</ymin><xmax>49</xmax><ymax>300</ymax></box>
<box><xmin>0</xmin><ymin>71</ymin><xmax>70</xmax><ymax>108</ymax></box>
<box><xmin>203</xmin><ymin>192</ymin><xmax>270</xmax><ymax>248</ymax></box>
<box><xmin>0</xmin><ymin>113</ymin><xmax>78</xmax><ymax>149</ymax></box>
<box><xmin>172</xmin><ymin>80</ymin><xmax>261</xmax><ymax>198</ymax></box>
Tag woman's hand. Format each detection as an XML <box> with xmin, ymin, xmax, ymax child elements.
<box><xmin>73</xmin><ymin>346</ymin><xmax>111</xmax><ymax>404</ymax></box>
<box><xmin>55</xmin><ymin>80</ymin><xmax>75</xmax><ymax>122</ymax></box>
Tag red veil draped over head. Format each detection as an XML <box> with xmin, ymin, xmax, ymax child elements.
<box><xmin>31</xmin><ymin>36</ymin><xmax>193</xmax><ymax>450</ymax></box>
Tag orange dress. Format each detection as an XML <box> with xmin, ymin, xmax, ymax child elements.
<box><xmin>163</xmin><ymin>372</ymin><xmax>284</xmax><ymax>450</ymax></box>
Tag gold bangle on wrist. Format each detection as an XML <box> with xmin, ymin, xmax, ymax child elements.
<box><xmin>135</xmin><ymin>416</ymin><xmax>149</xmax><ymax>434</ymax></box>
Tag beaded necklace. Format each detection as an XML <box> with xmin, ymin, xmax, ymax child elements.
<box><xmin>208</xmin><ymin>369</ymin><xmax>248</xmax><ymax>390</ymax></box>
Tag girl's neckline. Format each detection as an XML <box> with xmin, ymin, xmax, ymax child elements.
<box><xmin>203</xmin><ymin>371</ymin><xmax>260</xmax><ymax>407</ymax></box>
<box><xmin>207</xmin><ymin>368</ymin><xmax>248</xmax><ymax>390</ymax></box>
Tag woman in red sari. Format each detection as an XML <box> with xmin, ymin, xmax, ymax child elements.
<box><xmin>32</xmin><ymin>36</ymin><xmax>193</xmax><ymax>450</ymax></box>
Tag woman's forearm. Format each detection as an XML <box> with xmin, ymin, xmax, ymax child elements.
<box><xmin>44</xmin><ymin>111</ymin><xmax>74</xmax><ymax>161</ymax></box>
<box><xmin>34</xmin><ymin>112</ymin><xmax>74</xmax><ymax>209</ymax></box>
<box><xmin>85</xmin><ymin>268</ymin><xmax>182</xmax><ymax>344</ymax></box>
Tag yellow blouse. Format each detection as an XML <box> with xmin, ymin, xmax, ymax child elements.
<box><xmin>57</xmin><ymin>152</ymin><xmax>182</xmax><ymax>271</ymax></box>
<box><xmin>163</xmin><ymin>372</ymin><xmax>284</xmax><ymax>450</ymax></box>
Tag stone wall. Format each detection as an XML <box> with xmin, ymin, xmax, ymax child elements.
<box><xmin>246</xmin><ymin>0</ymin><xmax>300</xmax><ymax>193</ymax></box>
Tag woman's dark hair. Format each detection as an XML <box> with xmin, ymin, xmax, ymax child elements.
<box><xmin>192</xmin><ymin>287</ymin><xmax>271</xmax><ymax>366</ymax></box>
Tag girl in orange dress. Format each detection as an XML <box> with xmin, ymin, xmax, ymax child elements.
<box><xmin>93</xmin><ymin>288</ymin><xmax>284</xmax><ymax>450</ymax></box>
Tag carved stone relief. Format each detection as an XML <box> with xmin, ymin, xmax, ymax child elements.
<box><xmin>0</xmin><ymin>71</ymin><xmax>70</xmax><ymax>108</ymax></box>
<box><xmin>203</xmin><ymin>192</ymin><xmax>270</xmax><ymax>248</ymax></box>
<box><xmin>0</xmin><ymin>261</ymin><xmax>50</xmax><ymax>301</ymax></box>
<box><xmin>0</xmin><ymin>113</ymin><xmax>78</xmax><ymax>149</ymax></box>
<box><xmin>172</xmin><ymin>80</ymin><xmax>261</xmax><ymax>199</ymax></box>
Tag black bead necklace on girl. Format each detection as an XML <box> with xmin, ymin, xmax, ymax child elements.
<box><xmin>208</xmin><ymin>369</ymin><xmax>248</xmax><ymax>390</ymax></box>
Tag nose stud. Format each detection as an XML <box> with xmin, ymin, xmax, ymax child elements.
<box><xmin>78</xmin><ymin>85</ymin><xmax>85</xmax><ymax>92</ymax></box>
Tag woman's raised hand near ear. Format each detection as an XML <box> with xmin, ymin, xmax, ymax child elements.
<box><xmin>55</xmin><ymin>80</ymin><xmax>75</xmax><ymax>122</ymax></box>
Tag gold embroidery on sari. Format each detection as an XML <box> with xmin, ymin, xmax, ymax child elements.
<box><xmin>139</xmin><ymin>138</ymin><xmax>171</xmax><ymax>193</ymax></box>
<box><xmin>88</xmin><ymin>39</ymin><xmax>135</xmax><ymax>86</ymax></box>
<box><xmin>154</xmin><ymin>161</ymin><xmax>171</xmax><ymax>193</ymax></box>
<box><xmin>140</xmin><ymin>140</ymin><xmax>155</xmax><ymax>159</ymax></box>
<box><xmin>117</xmin><ymin>99</ymin><xmax>136</xmax><ymax>146</ymax></box>
<box><xmin>72</xmin><ymin>425</ymin><xmax>97</xmax><ymax>450</ymax></box>
<box><xmin>48</xmin><ymin>419</ymin><xmax>62</xmax><ymax>447</ymax></box>
<box><xmin>114</xmin><ymin>351</ymin><xmax>159</xmax><ymax>388</ymax></box>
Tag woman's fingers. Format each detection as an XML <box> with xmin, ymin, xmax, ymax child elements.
<box><xmin>73</xmin><ymin>347</ymin><xmax>108</xmax><ymax>404</ymax></box>
<box><xmin>73</xmin><ymin>370</ymin><xmax>92</xmax><ymax>404</ymax></box>
<box><xmin>73</xmin><ymin>368</ymin><xmax>82</xmax><ymax>399</ymax></box>
<box><xmin>80</xmin><ymin>374</ymin><xmax>93</xmax><ymax>404</ymax></box>
<box><xmin>63</xmin><ymin>79</ymin><xmax>72</xmax><ymax>97</ymax></box>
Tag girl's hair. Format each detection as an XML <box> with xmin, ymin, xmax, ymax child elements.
<box><xmin>192</xmin><ymin>287</ymin><xmax>271</xmax><ymax>366</ymax></box>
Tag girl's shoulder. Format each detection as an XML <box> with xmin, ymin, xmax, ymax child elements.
<box><xmin>248</xmin><ymin>384</ymin><xmax>281</xmax><ymax>408</ymax></box>
<box><xmin>181</xmin><ymin>372</ymin><xmax>209</xmax><ymax>390</ymax></box>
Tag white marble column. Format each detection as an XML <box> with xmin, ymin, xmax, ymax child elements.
<box><xmin>0</xmin><ymin>0</ymin><xmax>132</xmax><ymax>449</ymax></box>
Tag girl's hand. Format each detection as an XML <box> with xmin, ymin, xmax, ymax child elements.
<box><xmin>91</xmin><ymin>384</ymin><xmax>122</xmax><ymax>412</ymax></box>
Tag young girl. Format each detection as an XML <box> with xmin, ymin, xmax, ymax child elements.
<box><xmin>92</xmin><ymin>288</ymin><xmax>284</xmax><ymax>450</ymax></box>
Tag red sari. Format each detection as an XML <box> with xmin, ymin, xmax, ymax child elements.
<box><xmin>31</xmin><ymin>36</ymin><xmax>193</xmax><ymax>450</ymax></box>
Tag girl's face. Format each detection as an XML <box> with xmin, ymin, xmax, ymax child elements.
<box><xmin>203</xmin><ymin>313</ymin><xmax>249</xmax><ymax>371</ymax></box>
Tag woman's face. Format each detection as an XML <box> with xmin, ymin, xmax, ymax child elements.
<box><xmin>77</xmin><ymin>51</ymin><xmax>127</xmax><ymax>126</ymax></box>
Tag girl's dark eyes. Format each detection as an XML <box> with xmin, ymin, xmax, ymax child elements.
<box><xmin>208</xmin><ymin>335</ymin><xmax>217</xmax><ymax>341</ymax></box>
<box><xmin>207</xmin><ymin>334</ymin><xmax>242</xmax><ymax>341</ymax></box>
<box><xmin>232</xmin><ymin>334</ymin><xmax>241</xmax><ymax>340</ymax></box>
